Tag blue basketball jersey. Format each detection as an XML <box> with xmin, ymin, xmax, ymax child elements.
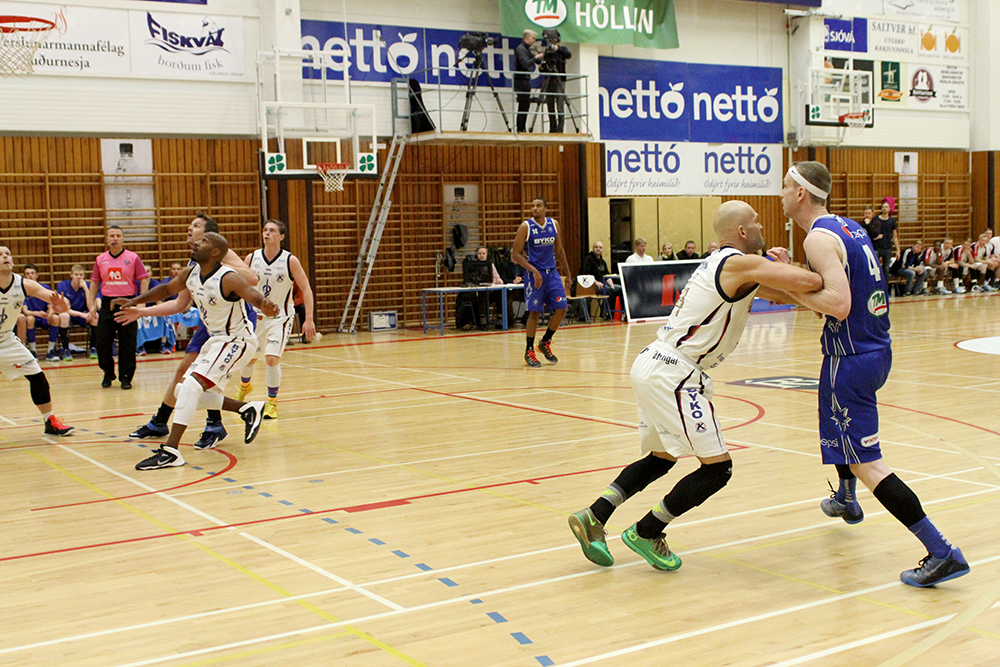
<box><xmin>525</xmin><ymin>217</ymin><xmax>558</xmax><ymax>270</ymax></box>
<box><xmin>808</xmin><ymin>215</ymin><xmax>891</xmax><ymax>356</ymax></box>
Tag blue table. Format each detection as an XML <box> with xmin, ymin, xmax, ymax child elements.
<box><xmin>421</xmin><ymin>284</ymin><xmax>524</xmax><ymax>334</ymax></box>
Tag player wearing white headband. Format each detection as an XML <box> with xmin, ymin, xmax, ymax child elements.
<box><xmin>781</xmin><ymin>160</ymin><xmax>969</xmax><ymax>588</ymax></box>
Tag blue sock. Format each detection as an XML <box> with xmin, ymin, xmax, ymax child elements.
<box><xmin>837</xmin><ymin>477</ymin><xmax>857</xmax><ymax>506</ymax></box>
<box><xmin>908</xmin><ymin>517</ymin><xmax>951</xmax><ymax>559</ymax></box>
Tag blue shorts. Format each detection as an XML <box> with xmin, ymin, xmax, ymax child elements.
<box><xmin>69</xmin><ymin>315</ymin><xmax>89</xmax><ymax>328</ymax></box>
<box><xmin>818</xmin><ymin>348</ymin><xmax>891</xmax><ymax>465</ymax></box>
<box><xmin>525</xmin><ymin>268</ymin><xmax>567</xmax><ymax>313</ymax></box>
<box><xmin>187</xmin><ymin>324</ymin><xmax>210</xmax><ymax>354</ymax></box>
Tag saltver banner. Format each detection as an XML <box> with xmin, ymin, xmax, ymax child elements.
<box><xmin>499</xmin><ymin>0</ymin><xmax>678</xmax><ymax>50</ymax></box>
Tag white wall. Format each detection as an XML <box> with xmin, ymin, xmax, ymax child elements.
<box><xmin>970</xmin><ymin>0</ymin><xmax>1000</xmax><ymax>150</ymax></box>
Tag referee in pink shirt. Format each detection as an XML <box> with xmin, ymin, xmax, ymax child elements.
<box><xmin>86</xmin><ymin>226</ymin><xmax>150</xmax><ymax>390</ymax></box>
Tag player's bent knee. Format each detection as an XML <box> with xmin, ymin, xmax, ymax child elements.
<box><xmin>702</xmin><ymin>460</ymin><xmax>733</xmax><ymax>487</ymax></box>
<box><xmin>26</xmin><ymin>372</ymin><xmax>51</xmax><ymax>406</ymax></box>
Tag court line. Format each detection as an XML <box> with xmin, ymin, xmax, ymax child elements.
<box><xmin>33</xmin><ymin>444</ymin><xmax>239</xmax><ymax>510</ymax></box>
<box><xmin>103</xmin><ymin>554</ymin><xmax>1000</xmax><ymax>667</ymax></box>
<box><xmin>5</xmin><ymin>491</ymin><xmax>997</xmax><ymax>661</ymax></box>
<box><xmin>53</xmin><ymin>446</ymin><xmax>404</xmax><ymax>612</ymax></box>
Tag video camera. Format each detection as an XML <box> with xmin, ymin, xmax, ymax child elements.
<box><xmin>538</xmin><ymin>29</ymin><xmax>566</xmax><ymax>73</ymax></box>
<box><xmin>459</xmin><ymin>31</ymin><xmax>498</xmax><ymax>54</ymax></box>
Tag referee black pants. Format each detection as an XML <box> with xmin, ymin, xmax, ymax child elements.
<box><xmin>96</xmin><ymin>300</ymin><xmax>138</xmax><ymax>383</ymax></box>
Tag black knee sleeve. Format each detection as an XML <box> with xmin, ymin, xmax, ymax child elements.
<box><xmin>663</xmin><ymin>460</ymin><xmax>732</xmax><ymax>517</ymax></box>
<box><xmin>614</xmin><ymin>454</ymin><xmax>676</xmax><ymax>497</ymax></box>
<box><xmin>26</xmin><ymin>372</ymin><xmax>51</xmax><ymax>406</ymax></box>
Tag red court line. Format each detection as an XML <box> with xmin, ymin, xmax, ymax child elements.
<box><xmin>32</xmin><ymin>447</ymin><xmax>239</xmax><ymax>511</ymax></box>
<box><xmin>0</xmin><ymin>464</ymin><xmax>628</xmax><ymax>563</ymax></box>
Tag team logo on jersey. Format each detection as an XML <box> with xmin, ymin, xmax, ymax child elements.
<box><xmin>866</xmin><ymin>290</ymin><xmax>888</xmax><ymax>316</ymax></box>
<box><xmin>208</xmin><ymin>295</ymin><xmax>217</xmax><ymax>306</ymax></box>
<box><xmin>695</xmin><ymin>422</ymin><xmax>706</xmax><ymax>433</ymax></box>
<box><xmin>276</xmin><ymin>274</ymin><xmax>285</xmax><ymax>282</ymax></box>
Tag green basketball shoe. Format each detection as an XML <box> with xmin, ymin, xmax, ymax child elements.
<box><xmin>568</xmin><ymin>508</ymin><xmax>614</xmax><ymax>567</ymax></box>
<box><xmin>622</xmin><ymin>524</ymin><xmax>682</xmax><ymax>571</ymax></box>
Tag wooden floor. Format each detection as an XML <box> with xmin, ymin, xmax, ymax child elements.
<box><xmin>2</xmin><ymin>293</ymin><xmax>999</xmax><ymax>667</ymax></box>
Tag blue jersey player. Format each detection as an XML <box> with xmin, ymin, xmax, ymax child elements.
<box><xmin>512</xmin><ymin>197</ymin><xmax>570</xmax><ymax>367</ymax></box>
<box><xmin>783</xmin><ymin>161</ymin><xmax>969</xmax><ymax>588</ymax></box>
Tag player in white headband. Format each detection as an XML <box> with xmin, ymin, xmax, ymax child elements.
<box><xmin>781</xmin><ymin>160</ymin><xmax>969</xmax><ymax>588</ymax></box>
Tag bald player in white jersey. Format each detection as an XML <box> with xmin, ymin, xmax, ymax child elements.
<box><xmin>233</xmin><ymin>219</ymin><xmax>315</xmax><ymax>419</ymax></box>
<box><xmin>114</xmin><ymin>232</ymin><xmax>278</xmax><ymax>471</ymax></box>
<box><xmin>0</xmin><ymin>246</ymin><xmax>75</xmax><ymax>437</ymax></box>
<box><xmin>568</xmin><ymin>201</ymin><xmax>824</xmax><ymax>572</ymax></box>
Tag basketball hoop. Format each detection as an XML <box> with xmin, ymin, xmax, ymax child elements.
<box><xmin>316</xmin><ymin>162</ymin><xmax>349</xmax><ymax>192</ymax></box>
<box><xmin>840</xmin><ymin>112</ymin><xmax>868</xmax><ymax>137</ymax></box>
<box><xmin>0</xmin><ymin>16</ymin><xmax>55</xmax><ymax>78</ymax></box>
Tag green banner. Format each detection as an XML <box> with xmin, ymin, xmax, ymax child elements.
<box><xmin>500</xmin><ymin>0</ymin><xmax>678</xmax><ymax>49</ymax></box>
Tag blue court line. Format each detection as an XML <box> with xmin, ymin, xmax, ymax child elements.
<box><xmin>345</xmin><ymin>528</ymin><xmax>362</xmax><ymax>534</ymax></box>
<box><xmin>415</xmin><ymin>563</ymin><xmax>433</xmax><ymax>571</ymax></box>
<box><xmin>535</xmin><ymin>657</ymin><xmax>553</xmax><ymax>666</ymax></box>
<box><xmin>259</xmin><ymin>492</ymin><xmax>273</xmax><ymax>497</ymax></box>
<box><xmin>278</xmin><ymin>500</ymin><xmax>293</xmax><ymax>506</ymax></box>
<box><xmin>391</xmin><ymin>550</ymin><xmax>409</xmax><ymax>558</ymax></box>
<box><xmin>322</xmin><ymin>518</ymin><xmax>339</xmax><ymax>524</ymax></box>
<box><xmin>242</xmin><ymin>485</ymin><xmax>254</xmax><ymax>489</ymax></box>
<box><xmin>223</xmin><ymin>478</ymin><xmax>237</xmax><ymax>483</ymax></box>
<box><xmin>438</xmin><ymin>578</ymin><xmax>458</xmax><ymax>587</ymax></box>
<box><xmin>369</xmin><ymin>538</ymin><xmax>385</xmax><ymax>545</ymax></box>
<box><xmin>190</xmin><ymin>466</ymin><xmax>203</xmax><ymax>470</ymax></box>
<box><xmin>469</xmin><ymin>598</ymin><xmax>483</xmax><ymax>604</ymax></box>
<box><xmin>511</xmin><ymin>632</ymin><xmax>532</xmax><ymax>645</ymax></box>
<box><xmin>487</xmin><ymin>612</ymin><xmax>507</xmax><ymax>623</ymax></box>
<box><xmin>298</xmin><ymin>508</ymin><xmax>313</xmax><ymax>514</ymax></box>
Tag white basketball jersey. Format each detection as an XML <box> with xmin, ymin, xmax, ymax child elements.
<box><xmin>248</xmin><ymin>248</ymin><xmax>294</xmax><ymax>318</ymax></box>
<box><xmin>185</xmin><ymin>264</ymin><xmax>253</xmax><ymax>338</ymax></box>
<box><xmin>0</xmin><ymin>274</ymin><xmax>26</xmax><ymax>337</ymax></box>
<box><xmin>655</xmin><ymin>247</ymin><xmax>758</xmax><ymax>369</ymax></box>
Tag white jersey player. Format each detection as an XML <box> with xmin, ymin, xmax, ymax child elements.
<box><xmin>567</xmin><ymin>202</ymin><xmax>823</xmax><ymax>572</ymax></box>
<box><xmin>114</xmin><ymin>233</ymin><xmax>279</xmax><ymax>471</ymax></box>
<box><xmin>0</xmin><ymin>246</ymin><xmax>74</xmax><ymax>437</ymax></box>
<box><xmin>233</xmin><ymin>220</ymin><xmax>316</xmax><ymax>420</ymax></box>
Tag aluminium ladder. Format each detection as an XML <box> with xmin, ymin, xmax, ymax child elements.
<box><xmin>337</xmin><ymin>131</ymin><xmax>407</xmax><ymax>334</ymax></box>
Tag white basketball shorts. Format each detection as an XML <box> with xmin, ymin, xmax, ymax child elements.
<box><xmin>255</xmin><ymin>314</ymin><xmax>294</xmax><ymax>359</ymax></box>
<box><xmin>629</xmin><ymin>340</ymin><xmax>727</xmax><ymax>459</ymax></box>
<box><xmin>0</xmin><ymin>333</ymin><xmax>42</xmax><ymax>380</ymax></box>
<box><xmin>186</xmin><ymin>334</ymin><xmax>257</xmax><ymax>391</ymax></box>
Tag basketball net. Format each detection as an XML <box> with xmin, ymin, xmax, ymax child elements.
<box><xmin>842</xmin><ymin>112</ymin><xmax>867</xmax><ymax>137</ymax></box>
<box><xmin>317</xmin><ymin>162</ymin><xmax>348</xmax><ymax>192</ymax></box>
<box><xmin>0</xmin><ymin>16</ymin><xmax>55</xmax><ymax>78</ymax></box>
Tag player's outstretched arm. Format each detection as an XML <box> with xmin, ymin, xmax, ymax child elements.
<box><xmin>114</xmin><ymin>267</ymin><xmax>193</xmax><ymax>311</ymax></box>
<box><xmin>790</xmin><ymin>232</ymin><xmax>852</xmax><ymax>320</ymax></box>
<box><xmin>23</xmin><ymin>279</ymin><xmax>69</xmax><ymax>314</ymax></box>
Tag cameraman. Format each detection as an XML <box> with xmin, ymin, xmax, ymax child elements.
<box><xmin>514</xmin><ymin>29</ymin><xmax>542</xmax><ymax>133</ymax></box>
<box><xmin>540</xmin><ymin>29</ymin><xmax>571</xmax><ymax>133</ymax></box>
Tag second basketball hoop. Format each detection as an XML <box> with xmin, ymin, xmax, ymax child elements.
<box><xmin>317</xmin><ymin>162</ymin><xmax>349</xmax><ymax>192</ymax></box>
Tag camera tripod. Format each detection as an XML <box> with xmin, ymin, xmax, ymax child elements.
<box><xmin>459</xmin><ymin>51</ymin><xmax>511</xmax><ymax>132</ymax></box>
<box><xmin>529</xmin><ymin>73</ymin><xmax>581</xmax><ymax>134</ymax></box>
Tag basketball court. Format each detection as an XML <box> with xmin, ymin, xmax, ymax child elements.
<box><xmin>0</xmin><ymin>293</ymin><xmax>998</xmax><ymax>666</ymax></box>
<box><xmin>1</xmin><ymin>1</ymin><xmax>999</xmax><ymax>665</ymax></box>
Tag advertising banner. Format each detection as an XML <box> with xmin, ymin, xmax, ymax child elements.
<box><xmin>604</xmin><ymin>141</ymin><xmax>782</xmax><ymax>196</ymax></box>
<box><xmin>0</xmin><ymin>2</ymin><xmax>245</xmax><ymax>79</ymax></box>
<box><xmin>130</xmin><ymin>11</ymin><xmax>244</xmax><ymax>78</ymax></box>
<box><xmin>882</xmin><ymin>0</ymin><xmax>962</xmax><ymax>23</ymax></box>
<box><xmin>498</xmin><ymin>0</ymin><xmax>678</xmax><ymax>50</ymax></box>
<box><xmin>300</xmin><ymin>21</ymin><xmax>521</xmax><ymax>87</ymax></box>
<box><xmin>868</xmin><ymin>20</ymin><xmax>966</xmax><ymax>63</ymax></box>
<box><xmin>598</xmin><ymin>57</ymin><xmax>783</xmax><ymax>144</ymax></box>
<box><xmin>620</xmin><ymin>260</ymin><xmax>700</xmax><ymax>322</ymax></box>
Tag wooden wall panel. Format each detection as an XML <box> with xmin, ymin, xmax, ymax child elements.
<box><xmin>1</xmin><ymin>136</ymin><xmax>259</xmax><ymax>291</ymax></box>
